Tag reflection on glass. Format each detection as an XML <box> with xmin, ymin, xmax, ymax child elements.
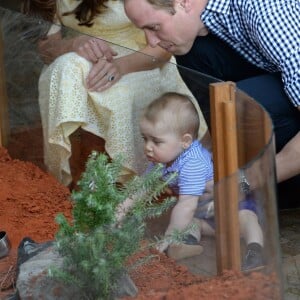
<box><xmin>0</xmin><ymin>3</ymin><xmax>282</xmax><ymax>298</ymax></box>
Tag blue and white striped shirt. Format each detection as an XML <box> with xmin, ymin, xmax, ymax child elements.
<box><xmin>201</xmin><ymin>0</ymin><xmax>300</xmax><ymax>107</ymax></box>
<box><xmin>148</xmin><ymin>140</ymin><xmax>214</xmax><ymax>196</ymax></box>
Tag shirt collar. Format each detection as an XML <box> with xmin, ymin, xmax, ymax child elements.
<box><xmin>165</xmin><ymin>140</ymin><xmax>199</xmax><ymax>173</ymax></box>
<box><xmin>205</xmin><ymin>0</ymin><xmax>231</xmax><ymax>14</ymax></box>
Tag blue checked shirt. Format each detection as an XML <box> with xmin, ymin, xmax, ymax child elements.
<box><xmin>201</xmin><ymin>0</ymin><xmax>300</xmax><ymax>107</ymax></box>
<box><xmin>147</xmin><ymin>140</ymin><xmax>214</xmax><ymax>195</ymax></box>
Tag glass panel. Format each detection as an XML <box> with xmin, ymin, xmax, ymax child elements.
<box><xmin>0</xmin><ymin>3</ymin><xmax>282</xmax><ymax>299</ymax></box>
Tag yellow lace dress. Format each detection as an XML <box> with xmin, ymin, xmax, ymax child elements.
<box><xmin>38</xmin><ymin>0</ymin><xmax>207</xmax><ymax>185</ymax></box>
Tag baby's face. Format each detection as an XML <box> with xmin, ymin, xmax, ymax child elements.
<box><xmin>140</xmin><ymin>118</ymin><xmax>184</xmax><ymax>165</ymax></box>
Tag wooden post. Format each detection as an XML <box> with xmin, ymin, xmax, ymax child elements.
<box><xmin>0</xmin><ymin>27</ymin><xmax>9</xmax><ymax>147</ymax></box>
<box><xmin>209</xmin><ymin>82</ymin><xmax>241</xmax><ymax>273</ymax></box>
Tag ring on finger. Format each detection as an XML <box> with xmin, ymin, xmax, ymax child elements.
<box><xmin>108</xmin><ymin>74</ymin><xmax>115</xmax><ymax>82</ymax></box>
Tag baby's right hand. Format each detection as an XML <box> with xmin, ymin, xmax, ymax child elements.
<box><xmin>115</xmin><ymin>205</ymin><xmax>127</xmax><ymax>226</ymax></box>
<box><xmin>115</xmin><ymin>198</ymin><xmax>134</xmax><ymax>226</ymax></box>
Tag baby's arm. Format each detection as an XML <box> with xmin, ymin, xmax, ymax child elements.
<box><xmin>198</xmin><ymin>179</ymin><xmax>214</xmax><ymax>202</ymax></box>
<box><xmin>115</xmin><ymin>197</ymin><xmax>135</xmax><ymax>224</ymax></box>
<box><xmin>158</xmin><ymin>194</ymin><xmax>199</xmax><ymax>252</ymax></box>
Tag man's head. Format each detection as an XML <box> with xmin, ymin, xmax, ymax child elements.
<box><xmin>124</xmin><ymin>0</ymin><xmax>209</xmax><ymax>55</ymax></box>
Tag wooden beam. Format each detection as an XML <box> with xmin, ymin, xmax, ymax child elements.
<box><xmin>209</xmin><ymin>82</ymin><xmax>241</xmax><ymax>273</ymax></box>
<box><xmin>0</xmin><ymin>27</ymin><xmax>9</xmax><ymax>147</ymax></box>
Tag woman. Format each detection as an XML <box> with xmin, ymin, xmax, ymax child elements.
<box><xmin>22</xmin><ymin>0</ymin><xmax>208</xmax><ymax>186</ymax></box>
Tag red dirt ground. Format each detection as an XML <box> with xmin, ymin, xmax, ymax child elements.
<box><xmin>0</xmin><ymin>146</ymin><xmax>280</xmax><ymax>299</ymax></box>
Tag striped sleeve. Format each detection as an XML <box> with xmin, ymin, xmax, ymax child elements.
<box><xmin>178</xmin><ymin>157</ymin><xmax>211</xmax><ymax>196</ymax></box>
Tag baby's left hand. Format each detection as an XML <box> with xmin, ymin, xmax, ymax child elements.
<box><xmin>156</xmin><ymin>239</ymin><xmax>170</xmax><ymax>253</ymax></box>
<box><xmin>198</xmin><ymin>179</ymin><xmax>214</xmax><ymax>202</ymax></box>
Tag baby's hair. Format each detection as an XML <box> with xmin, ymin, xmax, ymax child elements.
<box><xmin>142</xmin><ymin>92</ymin><xmax>199</xmax><ymax>139</ymax></box>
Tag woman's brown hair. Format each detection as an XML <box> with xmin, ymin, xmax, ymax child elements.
<box><xmin>64</xmin><ymin>0</ymin><xmax>109</xmax><ymax>27</ymax></box>
<box><xmin>21</xmin><ymin>0</ymin><xmax>110</xmax><ymax>26</ymax></box>
<box><xmin>21</xmin><ymin>0</ymin><xmax>56</xmax><ymax>22</ymax></box>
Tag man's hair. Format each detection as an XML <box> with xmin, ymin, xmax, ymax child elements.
<box><xmin>142</xmin><ymin>92</ymin><xmax>200</xmax><ymax>139</ymax></box>
<box><xmin>147</xmin><ymin>0</ymin><xmax>176</xmax><ymax>14</ymax></box>
<box><xmin>123</xmin><ymin>0</ymin><xmax>176</xmax><ymax>14</ymax></box>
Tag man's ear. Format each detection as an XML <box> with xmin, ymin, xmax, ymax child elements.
<box><xmin>182</xmin><ymin>133</ymin><xmax>193</xmax><ymax>149</ymax></box>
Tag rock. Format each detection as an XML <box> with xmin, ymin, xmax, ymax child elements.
<box><xmin>113</xmin><ymin>272</ymin><xmax>138</xmax><ymax>299</ymax></box>
<box><xmin>16</xmin><ymin>245</ymin><xmax>138</xmax><ymax>299</ymax></box>
<box><xmin>16</xmin><ymin>246</ymin><xmax>81</xmax><ymax>300</ymax></box>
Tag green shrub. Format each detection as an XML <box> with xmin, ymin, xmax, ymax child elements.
<box><xmin>50</xmin><ymin>152</ymin><xmax>176</xmax><ymax>299</ymax></box>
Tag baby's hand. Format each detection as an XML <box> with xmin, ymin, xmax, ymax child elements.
<box><xmin>115</xmin><ymin>198</ymin><xmax>134</xmax><ymax>225</ymax></box>
<box><xmin>156</xmin><ymin>239</ymin><xmax>170</xmax><ymax>253</ymax></box>
<box><xmin>115</xmin><ymin>207</ymin><xmax>126</xmax><ymax>225</ymax></box>
<box><xmin>206</xmin><ymin>201</ymin><xmax>214</xmax><ymax>218</ymax></box>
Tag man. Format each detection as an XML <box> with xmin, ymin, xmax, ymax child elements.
<box><xmin>124</xmin><ymin>0</ymin><xmax>300</xmax><ymax>189</ymax></box>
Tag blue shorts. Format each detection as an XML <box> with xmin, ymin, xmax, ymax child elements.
<box><xmin>195</xmin><ymin>195</ymin><xmax>258</xmax><ymax>229</ymax></box>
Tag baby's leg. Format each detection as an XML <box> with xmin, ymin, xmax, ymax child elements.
<box><xmin>239</xmin><ymin>209</ymin><xmax>264</xmax><ymax>270</ymax></box>
<box><xmin>183</xmin><ymin>218</ymin><xmax>215</xmax><ymax>243</ymax></box>
<box><xmin>186</xmin><ymin>218</ymin><xmax>202</xmax><ymax>243</ymax></box>
<box><xmin>239</xmin><ymin>209</ymin><xmax>263</xmax><ymax>246</ymax></box>
<box><xmin>199</xmin><ymin>218</ymin><xmax>215</xmax><ymax>237</ymax></box>
<box><xmin>167</xmin><ymin>218</ymin><xmax>204</xmax><ymax>260</ymax></box>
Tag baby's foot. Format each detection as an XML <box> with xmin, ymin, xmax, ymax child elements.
<box><xmin>167</xmin><ymin>243</ymin><xmax>203</xmax><ymax>260</ymax></box>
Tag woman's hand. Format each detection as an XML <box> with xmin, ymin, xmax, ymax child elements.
<box><xmin>37</xmin><ymin>31</ymin><xmax>63</xmax><ymax>64</ymax></box>
<box><xmin>85</xmin><ymin>44</ymin><xmax>172</xmax><ymax>92</ymax></box>
<box><xmin>72</xmin><ymin>36</ymin><xmax>118</xmax><ymax>63</ymax></box>
<box><xmin>37</xmin><ymin>32</ymin><xmax>117</xmax><ymax>64</ymax></box>
<box><xmin>86</xmin><ymin>58</ymin><xmax>122</xmax><ymax>92</ymax></box>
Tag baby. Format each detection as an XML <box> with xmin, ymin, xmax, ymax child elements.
<box><xmin>120</xmin><ymin>92</ymin><xmax>264</xmax><ymax>269</ymax></box>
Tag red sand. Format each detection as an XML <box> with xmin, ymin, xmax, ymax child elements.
<box><xmin>0</xmin><ymin>146</ymin><xmax>280</xmax><ymax>299</ymax></box>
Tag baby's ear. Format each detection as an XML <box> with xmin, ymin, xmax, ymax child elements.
<box><xmin>182</xmin><ymin>133</ymin><xmax>193</xmax><ymax>149</ymax></box>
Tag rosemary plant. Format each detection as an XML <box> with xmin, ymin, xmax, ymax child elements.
<box><xmin>50</xmin><ymin>151</ymin><xmax>176</xmax><ymax>299</ymax></box>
